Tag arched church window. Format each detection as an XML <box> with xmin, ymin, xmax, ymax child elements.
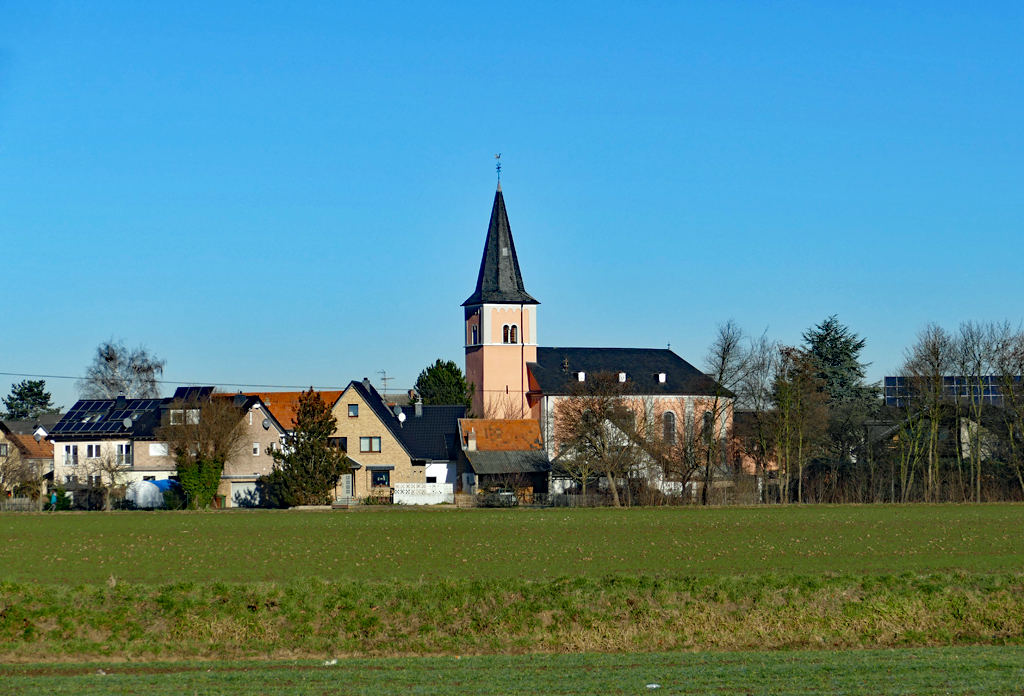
<box><xmin>471</xmin><ymin>325</ymin><xmax>479</xmax><ymax>345</ymax></box>
<box><xmin>503</xmin><ymin>325</ymin><xmax>510</xmax><ymax>343</ymax></box>
<box><xmin>510</xmin><ymin>325</ymin><xmax>518</xmax><ymax>343</ymax></box>
<box><xmin>663</xmin><ymin>411</ymin><xmax>677</xmax><ymax>445</ymax></box>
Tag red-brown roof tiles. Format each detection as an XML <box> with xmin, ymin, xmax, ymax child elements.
<box><xmin>242</xmin><ymin>391</ymin><xmax>345</xmax><ymax>429</ymax></box>
<box><xmin>458</xmin><ymin>419</ymin><xmax>544</xmax><ymax>451</ymax></box>
<box><xmin>8</xmin><ymin>433</ymin><xmax>53</xmax><ymax>460</ymax></box>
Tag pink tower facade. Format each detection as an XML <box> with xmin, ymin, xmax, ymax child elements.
<box><xmin>463</xmin><ymin>183</ymin><xmax>539</xmax><ymax>419</ymax></box>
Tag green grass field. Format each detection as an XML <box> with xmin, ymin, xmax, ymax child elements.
<box><xmin>3</xmin><ymin>504</ymin><xmax>1023</xmax><ymax>585</ymax></box>
<box><xmin>4</xmin><ymin>647</ymin><xmax>1024</xmax><ymax>695</ymax></box>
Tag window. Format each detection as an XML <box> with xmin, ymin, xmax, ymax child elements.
<box><xmin>170</xmin><ymin>409</ymin><xmax>199</xmax><ymax>425</ymax></box>
<box><xmin>426</xmin><ymin>476</ymin><xmax>437</xmax><ymax>484</ymax></box>
<box><xmin>577</xmin><ymin>372</ymin><xmax>586</xmax><ymax>382</ymax></box>
<box><xmin>503</xmin><ymin>325</ymin><xmax>510</xmax><ymax>343</ymax></box>
<box><xmin>87</xmin><ymin>444</ymin><xmax>102</xmax><ymax>458</ymax></box>
<box><xmin>471</xmin><ymin>325</ymin><xmax>479</xmax><ymax>345</ymax></box>
<box><xmin>618</xmin><ymin>372</ymin><xmax>627</xmax><ymax>382</ymax></box>
<box><xmin>348</xmin><ymin>404</ymin><xmax>359</xmax><ymax>417</ymax></box>
<box><xmin>328</xmin><ymin>437</ymin><xmax>348</xmax><ymax>451</ymax></box>
<box><xmin>702</xmin><ymin>411</ymin><xmax>714</xmax><ymax>442</ymax></box>
<box><xmin>150</xmin><ymin>443</ymin><xmax>169</xmax><ymax>457</ymax></box>
<box><xmin>253</xmin><ymin>442</ymin><xmax>260</xmax><ymax>456</ymax></box>
<box><xmin>64</xmin><ymin>445</ymin><xmax>78</xmax><ymax>464</ymax></box>
<box><xmin>0</xmin><ymin>444</ymin><xmax>7</xmax><ymax>457</ymax></box>
<box><xmin>360</xmin><ymin>437</ymin><xmax>381</xmax><ymax>453</ymax></box>
<box><xmin>663</xmin><ymin>412</ymin><xmax>677</xmax><ymax>445</ymax></box>
<box><xmin>509</xmin><ymin>325</ymin><xmax>518</xmax><ymax>343</ymax></box>
<box><xmin>116</xmin><ymin>443</ymin><xmax>132</xmax><ymax>465</ymax></box>
<box><xmin>371</xmin><ymin>470</ymin><xmax>390</xmax><ymax>487</ymax></box>
<box><xmin>143</xmin><ymin>476</ymin><xmax>155</xmax><ymax>482</ymax></box>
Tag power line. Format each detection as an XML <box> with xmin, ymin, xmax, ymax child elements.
<box><xmin>0</xmin><ymin>371</ymin><xmax>413</xmax><ymax>392</ymax></box>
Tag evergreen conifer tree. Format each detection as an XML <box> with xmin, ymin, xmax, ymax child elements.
<box><xmin>259</xmin><ymin>389</ymin><xmax>349</xmax><ymax>507</ymax></box>
<box><xmin>413</xmin><ymin>359</ymin><xmax>474</xmax><ymax>409</ymax></box>
<box><xmin>802</xmin><ymin>316</ymin><xmax>873</xmax><ymax>403</ymax></box>
<box><xmin>2</xmin><ymin>380</ymin><xmax>61</xmax><ymax>419</ymax></box>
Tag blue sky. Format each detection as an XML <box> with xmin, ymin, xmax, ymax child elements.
<box><xmin>2</xmin><ymin>2</ymin><xmax>1022</xmax><ymax>409</ymax></box>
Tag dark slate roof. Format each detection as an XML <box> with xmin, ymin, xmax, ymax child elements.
<box><xmin>49</xmin><ymin>398</ymin><xmax>166</xmax><ymax>440</ymax></box>
<box><xmin>397</xmin><ymin>405</ymin><xmax>465</xmax><ymax>460</ymax></box>
<box><xmin>462</xmin><ymin>184</ymin><xmax>539</xmax><ymax>306</ymax></box>
<box><xmin>527</xmin><ymin>348</ymin><xmax>729</xmax><ymax>397</ymax></box>
<box><xmin>1</xmin><ymin>414</ymin><xmax>64</xmax><ymax>435</ymax></box>
<box><xmin>465</xmin><ymin>450</ymin><xmax>551</xmax><ymax>475</ymax></box>
<box><xmin>348</xmin><ymin>380</ymin><xmax>466</xmax><ymax>461</ymax></box>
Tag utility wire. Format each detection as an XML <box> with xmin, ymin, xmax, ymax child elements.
<box><xmin>0</xmin><ymin>371</ymin><xmax>413</xmax><ymax>392</ymax></box>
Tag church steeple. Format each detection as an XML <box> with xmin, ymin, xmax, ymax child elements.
<box><xmin>462</xmin><ymin>184</ymin><xmax>539</xmax><ymax>307</ymax></box>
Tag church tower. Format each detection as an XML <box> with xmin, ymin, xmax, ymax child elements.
<box><xmin>463</xmin><ymin>182</ymin><xmax>539</xmax><ymax>419</ymax></box>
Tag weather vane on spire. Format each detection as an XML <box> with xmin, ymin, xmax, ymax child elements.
<box><xmin>495</xmin><ymin>153</ymin><xmax>501</xmax><ymax>180</ymax></box>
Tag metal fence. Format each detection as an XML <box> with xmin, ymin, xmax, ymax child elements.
<box><xmin>0</xmin><ymin>498</ymin><xmax>40</xmax><ymax>512</ymax></box>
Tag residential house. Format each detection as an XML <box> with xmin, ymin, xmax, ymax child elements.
<box><xmin>0</xmin><ymin>420</ymin><xmax>56</xmax><ymax>497</ymax></box>
<box><xmin>328</xmin><ymin>379</ymin><xmax>464</xmax><ymax>500</ymax></box>
<box><xmin>241</xmin><ymin>382</ymin><xmax>464</xmax><ymax>502</ymax></box>
<box><xmin>48</xmin><ymin>388</ymin><xmax>286</xmax><ymax>507</ymax></box>
<box><xmin>457</xmin><ymin>418</ymin><xmax>550</xmax><ymax>496</ymax></box>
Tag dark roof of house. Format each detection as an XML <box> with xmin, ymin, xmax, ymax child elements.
<box><xmin>49</xmin><ymin>398</ymin><xmax>166</xmax><ymax>440</ymax></box>
<box><xmin>463</xmin><ymin>183</ymin><xmax>539</xmax><ymax>306</ymax></box>
<box><xmin>1</xmin><ymin>414</ymin><xmax>64</xmax><ymax>435</ymax></box>
<box><xmin>465</xmin><ymin>449</ymin><xmax>551</xmax><ymax>475</ymax></box>
<box><xmin>49</xmin><ymin>391</ymin><xmax>282</xmax><ymax>441</ymax></box>
<box><xmin>527</xmin><ymin>347</ymin><xmax>729</xmax><ymax>397</ymax></box>
<box><xmin>348</xmin><ymin>379</ymin><xmax>466</xmax><ymax>461</ymax></box>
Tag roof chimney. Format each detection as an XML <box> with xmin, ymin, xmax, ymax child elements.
<box><xmin>362</xmin><ymin>377</ymin><xmax>371</xmax><ymax>389</ymax></box>
<box><xmin>467</xmin><ymin>428</ymin><xmax>477</xmax><ymax>451</ymax></box>
<box><xmin>415</xmin><ymin>397</ymin><xmax>423</xmax><ymax>418</ymax></box>
<box><xmin>114</xmin><ymin>395</ymin><xmax>127</xmax><ymax>410</ymax></box>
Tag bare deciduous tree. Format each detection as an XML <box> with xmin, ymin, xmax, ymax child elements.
<box><xmin>773</xmin><ymin>346</ymin><xmax>828</xmax><ymax>504</ymax></box>
<box><xmin>553</xmin><ymin>372</ymin><xmax>648</xmax><ymax>508</ymax></box>
<box><xmin>156</xmin><ymin>395</ymin><xmax>248</xmax><ymax>509</ymax></box>
<box><xmin>77</xmin><ymin>340</ymin><xmax>166</xmax><ymax>399</ymax></box>
<box><xmin>699</xmin><ymin>320</ymin><xmax>750</xmax><ymax>505</ymax></box>
<box><xmin>899</xmin><ymin>323</ymin><xmax>953</xmax><ymax>502</ymax></box>
<box><xmin>734</xmin><ymin>332</ymin><xmax>779</xmax><ymax>501</ymax></box>
<box><xmin>993</xmin><ymin>327</ymin><xmax>1024</xmax><ymax>496</ymax></box>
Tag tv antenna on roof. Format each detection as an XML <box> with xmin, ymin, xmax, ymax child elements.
<box><xmin>495</xmin><ymin>153</ymin><xmax>501</xmax><ymax>180</ymax></box>
<box><xmin>377</xmin><ymin>370</ymin><xmax>392</xmax><ymax>398</ymax></box>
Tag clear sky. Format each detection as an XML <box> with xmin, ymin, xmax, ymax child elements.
<box><xmin>2</xmin><ymin>2</ymin><xmax>1022</xmax><ymax>410</ymax></box>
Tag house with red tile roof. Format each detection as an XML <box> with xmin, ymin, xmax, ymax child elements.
<box><xmin>1</xmin><ymin>420</ymin><xmax>55</xmax><ymax>502</ymax></box>
<box><xmin>456</xmin><ymin>418</ymin><xmax>550</xmax><ymax>495</ymax></box>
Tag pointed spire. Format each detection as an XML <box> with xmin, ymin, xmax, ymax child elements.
<box><xmin>462</xmin><ymin>184</ymin><xmax>539</xmax><ymax>306</ymax></box>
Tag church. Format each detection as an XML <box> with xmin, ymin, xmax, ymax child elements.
<box><xmin>461</xmin><ymin>181</ymin><xmax>732</xmax><ymax>485</ymax></box>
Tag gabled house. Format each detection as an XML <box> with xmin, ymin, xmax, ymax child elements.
<box><xmin>456</xmin><ymin>418</ymin><xmax>550</xmax><ymax>495</ymax></box>
<box><xmin>328</xmin><ymin>379</ymin><xmax>464</xmax><ymax>500</ymax></box>
<box><xmin>0</xmin><ymin>421</ymin><xmax>56</xmax><ymax>497</ymax></box>
<box><xmin>239</xmin><ymin>390</ymin><xmax>346</xmax><ymax>435</ymax></box>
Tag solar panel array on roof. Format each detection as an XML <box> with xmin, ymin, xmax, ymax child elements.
<box><xmin>50</xmin><ymin>399</ymin><xmax>165</xmax><ymax>437</ymax></box>
<box><xmin>883</xmin><ymin>375</ymin><xmax>1021</xmax><ymax>407</ymax></box>
<box><xmin>171</xmin><ymin>386</ymin><xmax>215</xmax><ymax>402</ymax></box>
